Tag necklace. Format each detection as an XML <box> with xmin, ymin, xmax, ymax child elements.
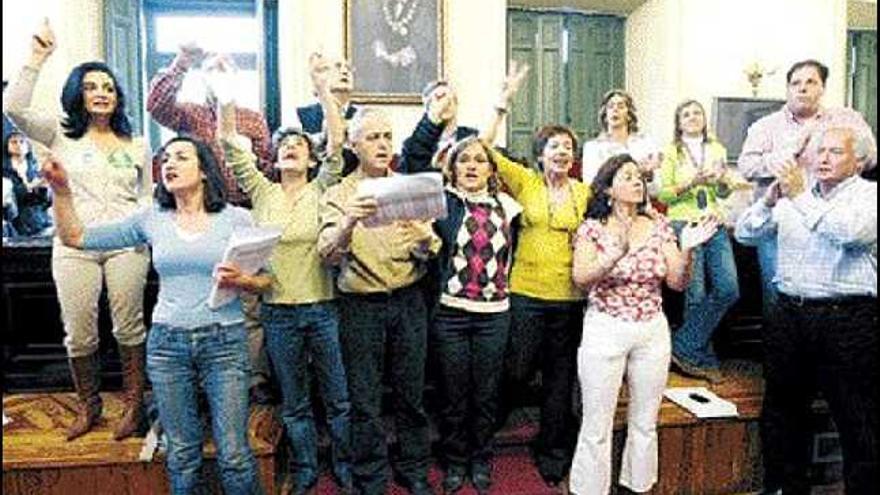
<box><xmin>382</xmin><ymin>0</ymin><xmax>419</xmax><ymax>37</ymax></box>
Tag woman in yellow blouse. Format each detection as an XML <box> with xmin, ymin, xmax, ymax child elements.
<box><xmin>482</xmin><ymin>64</ymin><xmax>591</xmax><ymax>488</ymax></box>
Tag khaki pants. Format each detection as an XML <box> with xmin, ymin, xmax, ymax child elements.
<box><xmin>52</xmin><ymin>243</ymin><xmax>150</xmax><ymax>358</ymax></box>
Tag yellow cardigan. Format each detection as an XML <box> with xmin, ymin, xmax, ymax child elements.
<box><xmin>491</xmin><ymin>150</ymin><xmax>592</xmax><ymax>301</ymax></box>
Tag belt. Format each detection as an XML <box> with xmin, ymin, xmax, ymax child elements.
<box><xmin>778</xmin><ymin>292</ymin><xmax>876</xmax><ymax>309</ymax></box>
<box><xmin>341</xmin><ymin>284</ymin><xmax>418</xmax><ymax>303</ymax></box>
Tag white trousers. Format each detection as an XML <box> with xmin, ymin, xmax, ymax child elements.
<box><xmin>569</xmin><ymin>310</ymin><xmax>670</xmax><ymax>495</ymax></box>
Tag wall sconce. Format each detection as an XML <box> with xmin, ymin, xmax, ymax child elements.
<box><xmin>744</xmin><ymin>62</ymin><xmax>778</xmax><ymax>97</ymax></box>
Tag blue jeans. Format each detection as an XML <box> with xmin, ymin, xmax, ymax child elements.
<box><xmin>262</xmin><ymin>302</ymin><xmax>351</xmax><ymax>490</ymax></box>
<box><xmin>671</xmin><ymin>223</ymin><xmax>740</xmax><ymax>369</ymax></box>
<box><xmin>146</xmin><ymin>323</ymin><xmax>263</xmax><ymax>495</ymax></box>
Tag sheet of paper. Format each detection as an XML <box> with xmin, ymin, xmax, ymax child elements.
<box><xmin>356</xmin><ymin>172</ymin><xmax>447</xmax><ymax>227</ymax></box>
<box><xmin>664</xmin><ymin>386</ymin><xmax>739</xmax><ymax>419</ymax></box>
<box><xmin>207</xmin><ymin>227</ymin><xmax>282</xmax><ymax>309</ymax></box>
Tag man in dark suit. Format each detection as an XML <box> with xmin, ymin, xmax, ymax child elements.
<box><xmin>293</xmin><ymin>59</ymin><xmax>360</xmax><ymax>175</ymax></box>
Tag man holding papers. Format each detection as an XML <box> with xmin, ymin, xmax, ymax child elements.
<box><xmin>319</xmin><ymin>108</ymin><xmax>441</xmax><ymax>495</ymax></box>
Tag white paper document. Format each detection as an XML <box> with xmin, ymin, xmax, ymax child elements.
<box><xmin>664</xmin><ymin>387</ymin><xmax>739</xmax><ymax>419</ymax></box>
<box><xmin>207</xmin><ymin>227</ymin><xmax>282</xmax><ymax>309</ymax></box>
<box><xmin>357</xmin><ymin>172</ymin><xmax>447</xmax><ymax>227</ymax></box>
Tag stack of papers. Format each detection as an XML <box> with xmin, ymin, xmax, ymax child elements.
<box><xmin>357</xmin><ymin>172</ymin><xmax>447</xmax><ymax>227</ymax></box>
<box><xmin>208</xmin><ymin>227</ymin><xmax>282</xmax><ymax>309</ymax></box>
<box><xmin>664</xmin><ymin>387</ymin><xmax>738</xmax><ymax>419</ymax></box>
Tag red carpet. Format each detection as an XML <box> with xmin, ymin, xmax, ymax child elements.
<box><xmin>313</xmin><ymin>446</ymin><xmax>559</xmax><ymax>494</ymax></box>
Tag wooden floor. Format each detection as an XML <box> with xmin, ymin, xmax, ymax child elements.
<box><xmin>2</xmin><ymin>393</ymin><xmax>283</xmax><ymax>494</ymax></box>
<box><xmin>0</xmin><ymin>359</ymin><xmax>793</xmax><ymax>494</ymax></box>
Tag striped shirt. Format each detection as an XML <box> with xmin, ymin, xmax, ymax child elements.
<box><xmin>734</xmin><ymin>175</ymin><xmax>877</xmax><ymax>299</ymax></box>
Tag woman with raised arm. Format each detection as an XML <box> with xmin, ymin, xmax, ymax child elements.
<box><xmin>657</xmin><ymin>99</ymin><xmax>742</xmax><ymax>382</ymax></box>
<box><xmin>482</xmin><ymin>63</ymin><xmax>592</xmax><ymax>491</ymax></box>
<box><xmin>568</xmin><ymin>154</ymin><xmax>717</xmax><ymax>495</ymax></box>
<box><xmin>3</xmin><ymin>19</ymin><xmax>151</xmax><ymax>440</ymax></box>
<box><xmin>43</xmin><ymin>135</ymin><xmax>267</xmax><ymax>494</ymax></box>
<box><xmin>218</xmin><ymin>53</ymin><xmax>353</xmax><ymax>494</ymax></box>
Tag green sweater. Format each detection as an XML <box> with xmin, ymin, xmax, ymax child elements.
<box><xmin>222</xmin><ymin>135</ymin><xmax>342</xmax><ymax>305</ymax></box>
<box><xmin>657</xmin><ymin>140</ymin><xmax>728</xmax><ymax>222</ymax></box>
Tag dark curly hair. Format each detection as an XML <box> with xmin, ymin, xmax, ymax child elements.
<box><xmin>585</xmin><ymin>153</ymin><xmax>648</xmax><ymax>221</ymax></box>
<box><xmin>60</xmin><ymin>61</ymin><xmax>132</xmax><ymax>139</ymax></box>
<box><xmin>154</xmin><ymin>136</ymin><xmax>227</xmax><ymax>213</ymax></box>
<box><xmin>532</xmin><ymin>125</ymin><xmax>579</xmax><ymax>170</ymax></box>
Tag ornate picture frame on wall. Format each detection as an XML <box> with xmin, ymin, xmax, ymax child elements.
<box><xmin>712</xmin><ymin>97</ymin><xmax>785</xmax><ymax>165</ymax></box>
<box><xmin>344</xmin><ymin>0</ymin><xmax>446</xmax><ymax>104</ymax></box>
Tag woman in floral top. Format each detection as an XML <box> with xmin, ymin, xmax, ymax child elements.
<box><xmin>568</xmin><ymin>154</ymin><xmax>717</xmax><ymax>495</ymax></box>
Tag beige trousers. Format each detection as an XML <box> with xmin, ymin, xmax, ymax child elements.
<box><xmin>52</xmin><ymin>243</ymin><xmax>150</xmax><ymax>358</ymax></box>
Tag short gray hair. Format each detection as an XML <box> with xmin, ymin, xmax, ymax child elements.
<box><xmin>810</xmin><ymin>126</ymin><xmax>873</xmax><ymax>167</ymax></box>
<box><xmin>348</xmin><ymin>108</ymin><xmax>392</xmax><ymax>144</ymax></box>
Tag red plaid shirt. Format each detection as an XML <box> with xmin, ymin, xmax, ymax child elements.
<box><xmin>146</xmin><ymin>64</ymin><xmax>273</xmax><ymax>205</ymax></box>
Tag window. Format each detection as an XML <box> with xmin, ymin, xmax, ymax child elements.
<box><xmin>143</xmin><ymin>0</ymin><xmax>278</xmax><ymax>150</ymax></box>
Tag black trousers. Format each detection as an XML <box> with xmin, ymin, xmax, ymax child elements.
<box><xmin>761</xmin><ymin>294</ymin><xmax>878</xmax><ymax>495</ymax></box>
<box><xmin>503</xmin><ymin>294</ymin><xmax>584</xmax><ymax>482</ymax></box>
<box><xmin>433</xmin><ymin>305</ymin><xmax>510</xmax><ymax>470</ymax></box>
<box><xmin>338</xmin><ymin>285</ymin><xmax>430</xmax><ymax>495</ymax></box>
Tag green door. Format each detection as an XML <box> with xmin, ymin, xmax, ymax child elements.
<box><xmin>507</xmin><ymin>9</ymin><xmax>625</xmax><ymax>162</ymax></box>
<box><xmin>848</xmin><ymin>30</ymin><xmax>877</xmax><ymax>138</ymax></box>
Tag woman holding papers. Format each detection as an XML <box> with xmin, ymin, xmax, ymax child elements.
<box><xmin>481</xmin><ymin>65</ymin><xmax>591</xmax><ymax>490</ymax></box>
<box><xmin>43</xmin><ymin>136</ymin><xmax>267</xmax><ymax>495</ymax></box>
<box><xmin>4</xmin><ymin>19</ymin><xmax>151</xmax><ymax>441</ymax></box>
<box><xmin>218</xmin><ymin>53</ymin><xmax>354</xmax><ymax>495</ymax></box>
<box><xmin>569</xmin><ymin>154</ymin><xmax>717</xmax><ymax>494</ymax></box>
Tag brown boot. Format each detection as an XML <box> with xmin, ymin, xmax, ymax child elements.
<box><xmin>66</xmin><ymin>353</ymin><xmax>103</xmax><ymax>441</ymax></box>
<box><xmin>113</xmin><ymin>343</ymin><xmax>146</xmax><ymax>440</ymax></box>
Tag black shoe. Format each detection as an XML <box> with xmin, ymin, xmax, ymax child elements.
<box><xmin>442</xmin><ymin>466</ymin><xmax>466</xmax><ymax>494</ymax></box>
<box><xmin>470</xmin><ymin>472</ymin><xmax>491</xmax><ymax>494</ymax></box>
<box><xmin>248</xmin><ymin>382</ymin><xmax>276</xmax><ymax>405</ymax></box>
<box><xmin>406</xmin><ymin>479</ymin><xmax>436</xmax><ymax>495</ymax></box>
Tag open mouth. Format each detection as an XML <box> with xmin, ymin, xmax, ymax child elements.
<box><xmin>164</xmin><ymin>171</ymin><xmax>179</xmax><ymax>182</ymax></box>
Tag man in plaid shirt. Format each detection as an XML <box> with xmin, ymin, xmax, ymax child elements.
<box><xmin>147</xmin><ymin>43</ymin><xmax>273</xmax><ymax>206</ymax></box>
<box><xmin>147</xmin><ymin>44</ymin><xmax>275</xmax><ymax>404</ymax></box>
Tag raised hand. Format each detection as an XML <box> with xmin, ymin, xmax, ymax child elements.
<box><xmin>40</xmin><ymin>155</ymin><xmax>71</xmax><ymax>195</ymax></box>
<box><xmin>173</xmin><ymin>41</ymin><xmax>206</xmax><ymax>71</ymax></box>
<box><xmin>204</xmin><ymin>54</ymin><xmax>238</xmax><ymax>104</ymax></box>
<box><xmin>498</xmin><ymin>60</ymin><xmax>530</xmax><ymax>107</ymax></box>
<box><xmin>309</xmin><ymin>52</ymin><xmax>332</xmax><ymax>96</ymax></box>
<box><xmin>680</xmin><ymin>216</ymin><xmax>719</xmax><ymax>251</ymax></box>
<box><xmin>426</xmin><ymin>85</ymin><xmax>456</xmax><ymax>124</ymax></box>
<box><xmin>30</xmin><ymin>18</ymin><xmax>56</xmax><ymax>66</ymax></box>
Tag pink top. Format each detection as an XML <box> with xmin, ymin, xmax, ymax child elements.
<box><xmin>576</xmin><ymin>217</ymin><xmax>676</xmax><ymax>322</ymax></box>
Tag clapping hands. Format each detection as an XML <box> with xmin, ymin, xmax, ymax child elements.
<box><xmin>680</xmin><ymin>215</ymin><xmax>719</xmax><ymax>251</ymax></box>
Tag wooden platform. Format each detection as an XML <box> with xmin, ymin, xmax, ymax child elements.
<box><xmin>2</xmin><ymin>392</ymin><xmax>283</xmax><ymax>495</ymax></box>
<box><xmin>623</xmin><ymin>359</ymin><xmax>765</xmax><ymax>494</ymax></box>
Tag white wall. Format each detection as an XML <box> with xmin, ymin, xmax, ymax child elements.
<box><xmin>2</xmin><ymin>0</ymin><xmax>104</xmax><ymax>118</ymax></box>
<box><xmin>627</xmin><ymin>0</ymin><xmax>850</xmax><ymax>145</ymax></box>
<box><xmin>279</xmin><ymin>0</ymin><xmax>508</xmax><ymax>149</ymax></box>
